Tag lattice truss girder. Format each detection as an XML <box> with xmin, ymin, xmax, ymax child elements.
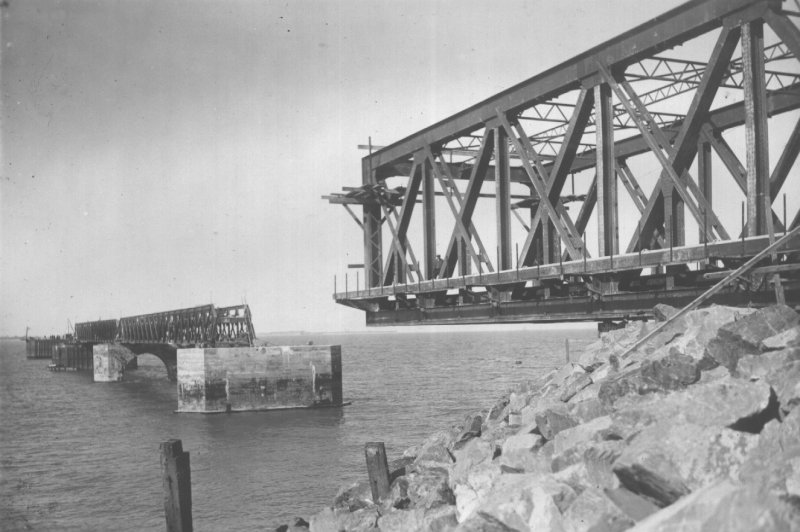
<box><xmin>326</xmin><ymin>0</ymin><xmax>800</xmax><ymax>292</ymax></box>
<box><xmin>75</xmin><ymin>304</ymin><xmax>256</xmax><ymax>347</ymax></box>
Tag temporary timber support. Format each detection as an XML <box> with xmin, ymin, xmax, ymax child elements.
<box><xmin>327</xmin><ymin>0</ymin><xmax>800</xmax><ymax>326</ymax></box>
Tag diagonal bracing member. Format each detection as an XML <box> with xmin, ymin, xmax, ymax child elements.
<box><xmin>595</xmin><ymin>23</ymin><xmax>741</xmax><ymax>253</ymax></box>
<box><xmin>499</xmin><ymin>89</ymin><xmax>594</xmax><ymax>266</ymax></box>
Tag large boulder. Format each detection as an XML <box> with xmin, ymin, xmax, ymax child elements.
<box><xmin>465</xmin><ymin>474</ymin><xmax>575</xmax><ymax>531</ymax></box>
<box><xmin>578</xmin><ymin>322</ymin><xmax>653</xmax><ymax>371</ymax></box>
<box><xmin>497</xmin><ymin>433</ymin><xmax>549</xmax><ymax>473</ymax></box>
<box><xmin>452</xmin><ymin>413</ymin><xmax>483</xmax><ymax>450</ymax></box>
<box><xmin>568</xmin><ymin>397</ymin><xmax>609</xmax><ymax>423</ymax></box>
<box><xmin>561</xmin><ymin>487</ymin><xmax>634</xmax><ymax>532</ymax></box>
<box><xmin>308</xmin><ymin>506</ymin><xmax>379</xmax><ymax>532</ymax></box>
<box><xmin>740</xmin><ymin>347</ymin><xmax>800</xmax><ymax>413</ymax></box>
<box><xmin>376</xmin><ymin>506</ymin><xmax>458</xmax><ymax>532</ymax></box>
<box><xmin>738</xmin><ymin>407</ymin><xmax>800</xmax><ymax>497</ymax></box>
<box><xmin>553</xmin><ymin>443</ymin><xmax>624</xmax><ymax>493</ymax></box>
<box><xmin>553</xmin><ymin>415</ymin><xmax>613</xmax><ymax>458</ymax></box>
<box><xmin>559</xmin><ymin>372</ymin><xmax>593</xmax><ymax>402</ymax></box>
<box><xmin>535</xmin><ymin>403</ymin><xmax>580</xmax><ymax>440</ymax></box>
<box><xmin>647</xmin><ymin>305</ymin><xmax>754</xmax><ymax>366</ymax></box>
<box><xmin>653</xmin><ymin>304</ymin><xmax>678</xmax><ymax>322</ymax></box>
<box><xmin>597</xmin><ymin>355</ymin><xmax>699</xmax><ymax>407</ymax></box>
<box><xmin>639</xmin><ymin>350</ymin><xmax>702</xmax><ymax>390</ymax></box>
<box><xmin>406</xmin><ymin>468</ymin><xmax>455</xmax><ymax>510</ymax></box>
<box><xmin>412</xmin><ymin>436</ymin><xmax>455</xmax><ymax>474</ymax></box>
<box><xmin>450</xmin><ymin>438</ymin><xmax>494</xmax><ymax>487</ymax></box>
<box><xmin>625</xmin><ymin>480</ymin><xmax>800</xmax><ymax>532</ymax></box>
<box><xmin>706</xmin><ymin>305</ymin><xmax>799</xmax><ymax>371</ymax></box>
<box><xmin>450</xmin><ymin>462</ymin><xmax>502</xmax><ymax>523</ymax></box>
<box><xmin>603</xmin><ymin>487</ymin><xmax>660</xmax><ymax>522</ymax></box>
<box><xmin>333</xmin><ymin>480</ymin><xmax>374</xmax><ymax>512</ymax></box>
<box><xmin>612</xmin><ymin>422</ymin><xmax>759</xmax><ymax>506</ymax></box>
<box><xmin>760</xmin><ymin>324</ymin><xmax>800</xmax><ymax>351</ymax></box>
<box><xmin>606</xmin><ymin>374</ymin><xmax>775</xmax><ymax>440</ymax></box>
<box><xmin>583</xmin><ymin>441</ymin><xmax>626</xmax><ymax>491</ymax></box>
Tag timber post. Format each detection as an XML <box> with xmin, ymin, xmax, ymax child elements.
<box><xmin>160</xmin><ymin>439</ymin><xmax>193</xmax><ymax>532</ymax></box>
<box><xmin>364</xmin><ymin>442</ymin><xmax>390</xmax><ymax>503</ymax></box>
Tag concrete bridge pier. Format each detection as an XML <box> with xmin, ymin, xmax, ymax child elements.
<box><xmin>93</xmin><ymin>343</ymin><xmax>178</xmax><ymax>382</ymax></box>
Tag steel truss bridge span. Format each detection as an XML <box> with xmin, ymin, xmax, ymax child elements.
<box><xmin>328</xmin><ymin>0</ymin><xmax>800</xmax><ymax>326</ymax></box>
<box><xmin>74</xmin><ymin>304</ymin><xmax>256</xmax><ymax>347</ymax></box>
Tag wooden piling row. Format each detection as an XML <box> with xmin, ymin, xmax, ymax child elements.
<box><xmin>26</xmin><ymin>337</ymin><xmax>65</xmax><ymax>359</ymax></box>
<box><xmin>52</xmin><ymin>343</ymin><xmax>94</xmax><ymax>370</ymax></box>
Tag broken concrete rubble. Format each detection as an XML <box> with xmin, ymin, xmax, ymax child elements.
<box><xmin>285</xmin><ymin>305</ymin><xmax>800</xmax><ymax>532</ymax></box>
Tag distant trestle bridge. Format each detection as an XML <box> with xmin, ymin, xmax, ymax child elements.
<box><xmin>327</xmin><ymin>0</ymin><xmax>800</xmax><ymax>326</ymax></box>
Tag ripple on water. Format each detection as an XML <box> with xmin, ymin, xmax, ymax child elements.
<box><xmin>0</xmin><ymin>328</ymin><xmax>594</xmax><ymax>529</ymax></box>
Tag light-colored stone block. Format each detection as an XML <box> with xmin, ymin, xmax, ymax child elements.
<box><xmin>93</xmin><ymin>344</ymin><xmax>132</xmax><ymax>382</ymax></box>
<box><xmin>176</xmin><ymin>345</ymin><xmax>342</xmax><ymax>413</ymax></box>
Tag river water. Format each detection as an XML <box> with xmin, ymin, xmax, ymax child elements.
<box><xmin>0</xmin><ymin>328</ymin><xmax>594</xmax><ymax>531</ymax></box>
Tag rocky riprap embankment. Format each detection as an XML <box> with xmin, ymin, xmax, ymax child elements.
<box><xmin>279</xmin><ymin>303</ymin><xmax>800</xmax><ymax>532</ymax></box>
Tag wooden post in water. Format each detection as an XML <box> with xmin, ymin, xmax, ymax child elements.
<box><xmin>364</xmin><ymin>442</ymin><xmax>390</xmax><ymax>503</ymax></box>
<box><xmin>160</xmin><ymin>439</ymin><xmax>193</xmax><ymax>532</ymax></box>
<box><xmin>565</xmin><ymin>338</ymin><xmax>570</xmax><ymax>364</ymax></box>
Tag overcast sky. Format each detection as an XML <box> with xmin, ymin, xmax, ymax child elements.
<box><xmin>1</xmin><ymin>0</ymin><xmax>695</xmax><ymax>335</ymax></box>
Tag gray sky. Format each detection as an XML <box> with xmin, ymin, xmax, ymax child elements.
<box><xmin>1</xmin><ymin>0</ymin><xmax>688</xmax><ymax>335</ymax></box>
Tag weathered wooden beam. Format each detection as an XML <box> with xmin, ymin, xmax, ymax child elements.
<box><xmin>365</xmin><ymin>442</ymin><xmax>391</xmax><ymax>503</ymax></box>
<box><xmin>160</xmin><ymin>439</ymin><xmax>193</xmax><ymax>532</ymax></box>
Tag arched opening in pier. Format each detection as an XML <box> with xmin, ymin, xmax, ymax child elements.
<box><xmin>131</xmin><ymin>353</ymin><xmax>174</xmax><ymax>381</ymax></box>
<box><xmin>120</xmin><ymin>343</ymin><xmax>178</xmax><ymax>382</ymax></box>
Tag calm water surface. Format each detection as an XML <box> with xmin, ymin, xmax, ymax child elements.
<box><xmin>0</xmin><ymin>328</ymin><xmax>594</xmax><ymax>530</ymax></box>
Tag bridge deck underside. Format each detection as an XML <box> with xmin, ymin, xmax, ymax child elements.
<box><xmin>338</xmin><ymin>235</ymin><xmax>800</xmax><ymax>325</ymax></box>
<box><xmin>328</xmin><ymin>0</ymin><xmax>800</xmax><ymax>326</ymax></box>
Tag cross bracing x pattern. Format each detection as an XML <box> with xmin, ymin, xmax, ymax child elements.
<box><xmin>326</xmin><ymin>0</ymin><xmax>800</xmax><ymax>326</ymax></box>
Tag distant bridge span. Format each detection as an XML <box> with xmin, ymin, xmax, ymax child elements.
<box><xmin>74</xmin><ymin>304</ymin><xmax>255</xmax><ymax>380</ymax></box>
<box><xmin>328</xmin><ymin>0</ymin><xmax>800</xmax><ymax>326</ymax></box>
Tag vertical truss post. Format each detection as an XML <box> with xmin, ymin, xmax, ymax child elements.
<box><xmin>671</xmin><ymin>183</ymin><xmax>685</xmax><ymax>247</ymax></box>
<box><xmin>422</xmin><ymin>154</ymin><xmax>437</xmax><ymax>279</ymax></box>
<box><xmin>663</xmin><ymin>179</ymin><xmax>674</xmax><ymax>250</ymax></box>
<box><xmin>697</xmin><ymin>138</ymin><xmax>712</xmax><ymax>243</ymax></box>
<box><xmin>459</xmin><ymin>236</ymin><xmax>470</xmax><ymax>275</ymax></box>
<box><xmin>595</xmin><ymin>83</ymin><xmax>617</xmax><ymax>256</ymax></box>
<box><xmin>494</xmin><ymin>126</ymin><xmax>512</xmax><ymax>270</ymax></box>
<box><xmin>361</xmin><ymin>156</ymin><xmax>383</xmax><ymax>288</ymax></box>
<box><xmin>742</xmin><ymin>20</ymin><xmax>770</xmax><ymax>237</ymax></box>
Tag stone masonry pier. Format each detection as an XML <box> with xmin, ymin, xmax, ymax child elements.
<box><xmin>176</xmin><ymin>345</ymin><xmax>343</xmax><ymax>413</ymax></box>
